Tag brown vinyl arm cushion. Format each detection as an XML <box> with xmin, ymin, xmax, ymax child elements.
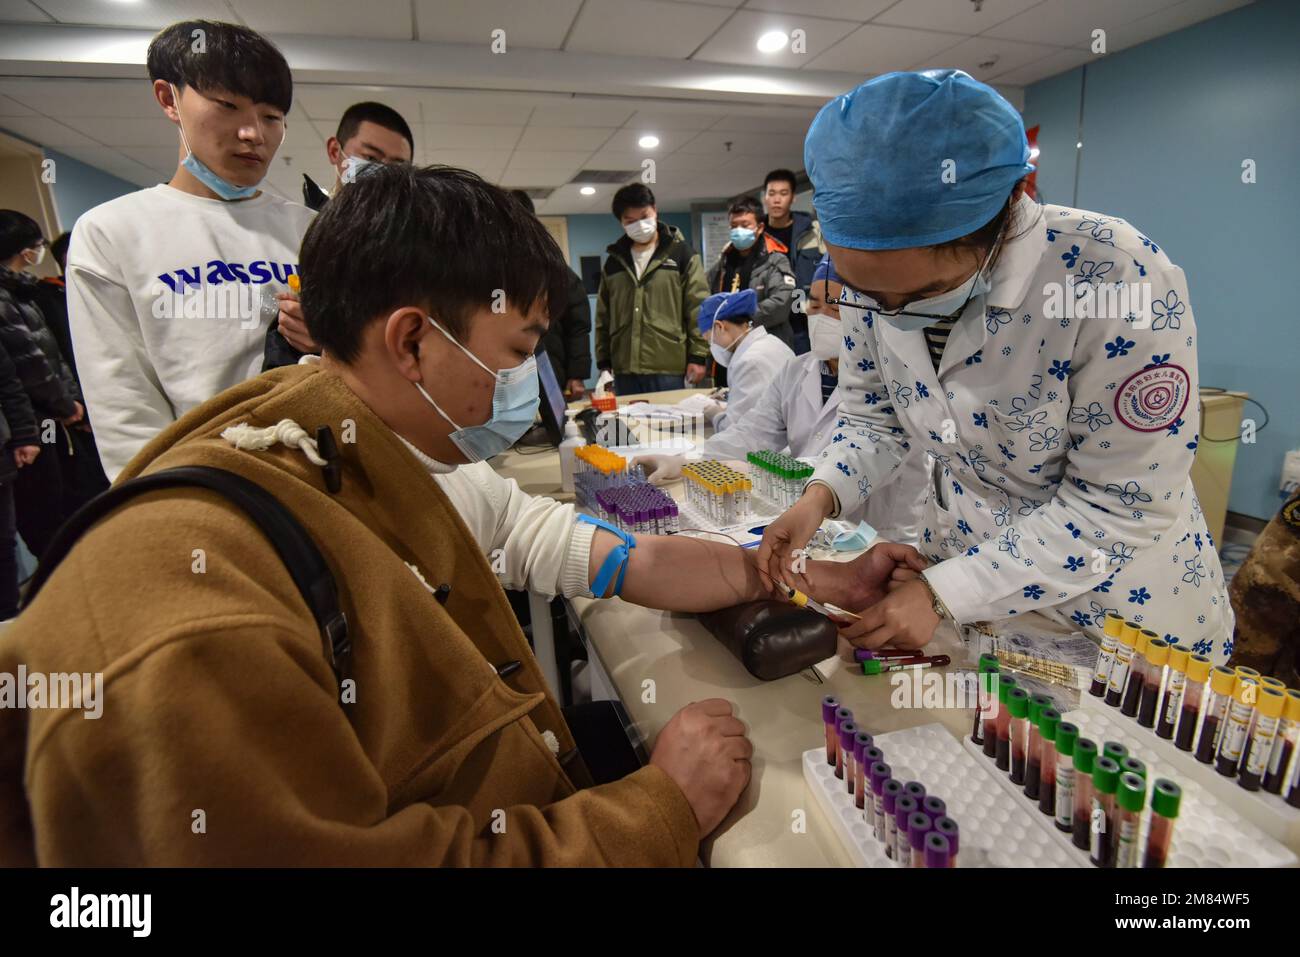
<box><xmin>699</xmin><ymin>600</ymin><xmax>837</xmax><ymax>681</ymax></box>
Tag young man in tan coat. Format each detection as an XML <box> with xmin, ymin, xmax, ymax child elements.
<box><xmin>0</xmin><ymin>165</ymin><xmax>920</xmax><ymax>866</ymax></box>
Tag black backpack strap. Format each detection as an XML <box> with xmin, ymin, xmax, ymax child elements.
<box><xmin>22</xmin><ymin>466</ymin><xmax>351</xmax><ymax>684</ymax></box>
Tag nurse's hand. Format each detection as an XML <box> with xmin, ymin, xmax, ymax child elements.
<box><xmin>757</xmin><ymin>484</ymin><xmax>834</xmax><ymax>595</ymax></box>
<box><xmin>828</xmin><ymin>542</ymin><xmax>930</xmax><ymax>613</ymax></box>
<box><xmin>837</xmin><ymin>579</ymin><xmax>940</xmax><ymax>651</ymax></box>
<box><xmin>631</xmin><ymin>453</ymin><xmax>686</xmax><ymax>484</ymax></box>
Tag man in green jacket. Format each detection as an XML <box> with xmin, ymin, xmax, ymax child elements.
<box><xmin>595</xmin><ymin>184</ymin><xmax>709</xmax><ymax>396</ymax></box>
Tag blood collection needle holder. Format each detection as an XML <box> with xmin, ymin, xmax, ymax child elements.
<box><xmin>803</xmin><ymin>723</ymin><xmax>1080</xmax><ymax>868</ymax></box>
<box><xmin>1070</xmin><ymin>688</ymin><xmax>1300</xmax><ymax>851</ymax></box>
<box><xmin>960</xmin><ymin>706</ymin><xmax>1296</xmax><ymax>867</ymax></box>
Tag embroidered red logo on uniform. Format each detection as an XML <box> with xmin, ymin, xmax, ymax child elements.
<box><xmin>1114</xmin><ymin>364</ymin><xmax>1190</xmax><ymax>432</ymax></box>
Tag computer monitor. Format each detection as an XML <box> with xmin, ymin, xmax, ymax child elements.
<box><xmin>534</xmin><ymin>349</ymin><xmax>568</xmax><ymax>446</ymax></box>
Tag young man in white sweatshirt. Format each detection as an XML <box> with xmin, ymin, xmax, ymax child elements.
<box><xmin>65</xmin><ymin>20</ymin><xmax>315</xmax><ymax>480</ymax></box>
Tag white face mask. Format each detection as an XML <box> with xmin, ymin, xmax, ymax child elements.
<box><xmin>24</xmin><ymin>245</ymin><xmax>47</xmax><ymax>268</ymax></box>
<box><xmin>808</xmin><ymin>312</ymin><xmax>842</xmax><ymax>361</ymax></box>
<box><xmin>624</xmin><ymin>217</ymin><xmax>657</xmax><ymax>243</ymax></box>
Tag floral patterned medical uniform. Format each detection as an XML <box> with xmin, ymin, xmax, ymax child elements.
<box><xmin>811</xmin><ymin>196</ymin><xmax>1233</xmax><ymax>662</ymax></box>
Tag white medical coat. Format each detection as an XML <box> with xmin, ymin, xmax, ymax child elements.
<box><xmin>811</xmin><ymin>196</ymin><xmax>1233</xmax><ymax>661</ymax></box>
<box><xmin>713</xmin><ymin>325</ymin><xmax>793</xmax><ymax>432</ymax></box>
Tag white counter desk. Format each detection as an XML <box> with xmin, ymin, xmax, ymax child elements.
<box><xmin>493</xmin><ymin>389</ymin><xmax>1026</xmax><ymax>867</ymax></box>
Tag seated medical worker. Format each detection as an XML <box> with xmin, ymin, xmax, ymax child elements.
<box><xmin>1</xmin><ymin>164</ymin><xmax>925</xmax><ymax>866</ymax></box>
<box><xmin>759</xmin><ymin>70</ymin><xmax>1232</xmax><ymax>659</ymax></box>
<box><xmin>701</xmin><ymin>288</ymin><xmax>794</xmax><ymax>430</ymax></box>
<box><xmin>634</xmin><ymin>258</ymin><xmax>924</xmax><ymax>546</ymax></box>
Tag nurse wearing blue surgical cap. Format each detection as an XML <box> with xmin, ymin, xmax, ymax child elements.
<box><xmin>696</xmin><ymin>288</ymin><xmax>793</xmax><ymax>431</ymax></box>
<box><xmin>759</xmin><ymin>70</ymin><xmax>1232</xmax><ymax>662</ymax></box>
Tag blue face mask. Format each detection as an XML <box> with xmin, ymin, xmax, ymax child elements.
<box><xmin>415</xmin><ymin>318</ymin><xmax>540</xmax><ymax>462</ymax></box>
<box><xmin>172</xmin><ymin>84</ymin><xmax>262</xmax><ymax>201</ymax></box>
<box><xmin>730</xmin><ymin>227</ymin><xmax>757</xmax><ymax>250</ymax></box>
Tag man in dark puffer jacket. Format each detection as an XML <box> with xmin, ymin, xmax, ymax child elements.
<box><xmin>0</xmin><ymin>333</ymin><xmax>38</xmax><ymax>618</ymax></box>
<box><xmin>0</xmin><ymin>211</ymin><xmax>86</xmax><ymax>560</ymax></box>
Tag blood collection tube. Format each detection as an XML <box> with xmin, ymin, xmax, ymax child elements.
<box><xmin>1239</xmin><ymin>686</ymin><xmax>1286</xmax><ymax>791</ymax></box>
<box><xmin>821</xmin><ymin>696</ymin><xmax>840</xmax><ymax>766</ymax></box>
<box><xmin>1156</xmin><ymin>644</ymin><xmax>1191</xmax><ymax>739</ymax></box>
<box><xmin>1090</xmin><ymin>612</ymin><xmax>1126</xmax><ymax>697</ymax></box>
<box><xmin>1245</xmin><ymin>676</ymin><xmax>1286</xmax><ymax>765</ymax></box>
<box><xmin>869</xmin><ymin>762</ymin><xmax>892</xmax><ymax>840</ymax></box>
<box><xmin>1121</xmin><ymin>629</ymin><xmax>1154</xmax><ymax>718</ymax></box>
<box><xmin>971</xmin><ymin>654</ymin><xmax>1000</xmax><ymax>746</ymax></box>
<box><xmin>1114</xmin><ymin>771</ymin><xmax>1147</xmax><ymax>869</ymax></box>
<box><xmin>833</xmin><ymin>706</ymin><xmax>853</xmax><ymax>778</ymax></box>
<box><xmin>881</xmin><ymin>780</ymin><xmax>903</xmax><ymax>858</ymax></box>
<box><xmin>1120</xmin><ymin>756</ymin><xmax>1147</xmax><ymax>782</ymax></box>
<box><xmin>924</xmin><ymin>832</ymin><xmax>950</xmax><ymax>869</ymax></box>
<box><xmin>1136</xmin><ymin>637</ymin><xmax>1169</xmax><ymax>728</ymax></box>
<box><xmin>1288</xmin><ymin>747</ymin><xmax>1300</xmax><ymax>808</ymax></box>
<box><xmin>1038</xmin><ymin>708</ymin><xmax>1061</xmax><ymax>817</ymax></box>
<box><xmin>1234</xmin><ymin>665</ymin><xmax>1261</xmax><ymax>682</ymax></box>
<box><xmin>1263</xmin><ymin>689</ymin><xmax>1300</xmax><ymax>794</ymax></box>
<box><xmin>1143</xmin><ymin>779</ymin><xmax>1181</xmax><ymax>868</ymax></box>
<box><xmin>1104</xmin><ymin>621</ymin><xmax>1140</xmax><ymax>708</ymax></box>
<box><xmin>1089</xmin><ymin>756</ymin><xmax>1121</xmax><ymax>868</ymax></box>
<box><xmin>892</xmin><ymin>795</ymin><xmax>918</xmax><ymax>862</ymax></box>
<box><xmin>992</xmin><ymin>674</ymin><xmax>1016</xmax><ymax>764</ymax></box>
<box><xmin>1024</xmin><ymin>694</ymin><xmax>1052</xmax><ymax>799</ymax></box>
<box><xmin>1215</xmin><ymin>676</ymin><xmax>1259</xmax><ymax>777</ymax></box>
<box><xmin>934</xmin><ymin>816</ymin><xmax>959</xmax><ymax>867</ymax></box>
<box><xmin>908</xmin><ymin>812</ymin><xmax>933</xmax><ymax>869</ymax></box>
<box><xmin>1071</xmin><ymin>738</ymin><xmax>1098</xmax><ymax>850</ymax></box>
<box><xmin>1054</xmin><ymin>722</ymin><xmax>1080</xmax><ymax>833</ymax></box>
<box><xmin>1008</xmin><ymin>689</ymin><xmax>1030</xmax><ymax>784</ymax></box>
<box><xmin>840</xmin><ymin>721</ymin><xmax>859</xmax><ymax>797</ymax></box>
<box><xmin>1102</xmin><ymin>741</ymin><xmax>1128</xmax><ymax>765</ymax></box>
<box><xmin>1195</xmin><ymin>666</ymin><xmax>1237</xmax><ymax>763</ymax></box>
<box><xmin>903</xmin><ymin>781</ymin><xmax>926</xmax><ymax>803</ymax></box>
<box><xmin>852</xmin><ymin>731</ymin><xmax>874</xmax><ymax>809</ymax></box>
<box><xmin>922</xmin><ymin>795</ymin><xmax>946</xmax><ymax>821</ymax></box>
<box><xmin>1174</xmin><ymin>653</ymin><xmax>1212</xmax><ymax>751</ymax></box>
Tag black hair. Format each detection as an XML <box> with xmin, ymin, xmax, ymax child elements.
<box><xmin>0</xmin><ymin>210</ymin><xmax>43</xmax><ymax>262</ymax></box>
<box><xmin>336</xmin><ymin>102</ymin><xmax>415</xmax><ymax>155</ymax></box>
<box><xmin>931</xmin><ymin>178</ymin><xmax>1031</xmax><ymax>273</ymax></box>
<box><xmin>728</xmin><ymin>195</ymin><xmax>763</xmax><ymax>219</ymax></box>
<box><xmin>299</xmin><ymin>165</ymin><xmax>570</xmax><ymax>364</ymax></box>
<box><xmin>508</xmin><ymin>189</ymin><xmax>536</xmax><ymax>215</ymax></box>
<box><xmin>763</xmin><ymin>169</ymin><xmax>798</xmax><ymax>192</ymax></box>
<box><xmin>147</xmin><ymin>20</ymin><xmax>292</xmax><ymax>113</ymax></box>
<box><xmin>50</xmin><ymin>231</ymin><xmax>71</xmax><ymax>273</ymax></box>
<box><xmin>612</xmin><ymin>183</ymin><xmax>655</xmax><ymax>220</ymax></box>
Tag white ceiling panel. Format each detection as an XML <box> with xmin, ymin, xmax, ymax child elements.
<box><xmin>33</xmin><ymin>0</ymin><xmax>235</xmax><ymax>29</ymax></box>
<box><xmin>0</xmin><ymin>115</ymin><xmax>99</xmax><ymax>148</ymax></box>
<box><xmin>424</xmin><ymin>123</ymin><xmax>523</xmax><ymax>150</ymax></box>
<box><xmin>231</xmin><ymin>0</ymin><xmax>415</xmax><ymax>41</ymax></box>
<box><xmin>0</xmin><ymin>0</ymin><xmax>54</xmax><ymax>22</ymax></box>
<box><xmin>504</xmin><ymin>149</ymin><xmax>592</xmax><ymax>169</ymax></box>
<box><xmin>0</xmin><ymin>79</ymin><xmax>159</xmax><ymax>119</ymax></box>
<box><xmin>63</xmin><ymin>115</ymin><xmax>177</xmax><ymax>147</ymax></box>
<box><xmin>917</xmin><ymin>35</ymin><xmax>1063</xmax><ymax>82</ymax></box>
<box><xmin>984</xmin><ymin>0</ymin><xmax>1186</xmax><ymax>50</ymax></box>
<box><xmin>566</xmin><ymin>0</ymin><xmax>734</xmax><ymax>59</ymax></box>
<box><xmin>419</xmin><ymin>93</ymin><xmax>535</xmax><ymax>126</ymax></box>
<box><xmin>516</xmin><ymin>125</ymin><xmax>614</xmax><ymax>151</ymax></box>
<box><xmin>874</xmin><ymin>0</ymin><xmax>1044</xmax><ymax>34</ymax></box>
<box><xmin>989</xmin><ymin>47</ymin><xmax>1098</xmax><ymax>86</ymax></box>
<box><xmin>625</xmin><ymin>109</ymin><xmax>726</xmax><ymax>132</ymax></box>
<box><xmin>744</xmin><ymin>0</ymin><xmax>895</xmax><ymax>20</ymax></box>
<box><xmin>293</xmin><ymin>86</ymin><xmax>425</xmax><ymax>123</ymax></box>
<box><xmin>804</xmin><ymin>23</ymin><xmax>965</xmax><ymax>74</ymax></box>
<box><xmin>691</xmin><ymin>9</ymin><xmax>862</xmax><ymax>69</ymax></box>
<box><xmin>415</xmin><ymin>0</ymin><xmax>583</xmax><ymax>49</ymax></box>
<box><xmin>528</xmin><ymin>101</ymin><xmax>638</xmax><ymax>128</ymax></box>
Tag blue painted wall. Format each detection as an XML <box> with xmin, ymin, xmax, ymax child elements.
<box><xmin>1023</xmin><ymin>0</ymin><xmax>1299</xmax><ymax>521</ymax></box>
<box><xmin>561</xmin><ymin>212</ymin><xmax>695</xmax><ymax>387</ymax></box>
<box><xmin>43</xmin><ymin>147</ymin><xmax>141</xmax><ymax>232</ymax></box>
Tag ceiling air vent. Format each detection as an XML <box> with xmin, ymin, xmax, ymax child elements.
<box><xmin>570</xmin><ymin>169</ymin><xmax>641</xmax><ymax>185</ymax></box>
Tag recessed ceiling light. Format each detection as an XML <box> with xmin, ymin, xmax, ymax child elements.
<box><xmin>638</xmin><ymin>135</ymin><xmax>660</xmax><ymax>150</ymax></box>
<box><xmin>757</xmin><ymin>31</ymin><xmax>789</xmax><ymax>53</ymax></box>
<box><xmin>579</xmin><ymin>186</ymin><xmax>596</xmax><ymax>196</ymax></box>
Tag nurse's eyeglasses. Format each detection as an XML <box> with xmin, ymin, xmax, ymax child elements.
<box><xmin>822</xmin><ymin>217</ymin><xmax>1007</xmax><ymax>321</ymax></box>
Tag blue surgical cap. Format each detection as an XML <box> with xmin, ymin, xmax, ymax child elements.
<box><xmin>805</xmin><ymin>69</ymin><xmax>1035</xmax><ymax>250</ymax></box>
<box><xmin>812</xmin><ymin>255</ymin><xmax>842</xmax><ymax>286</ymax></box>
<box><xmin>698</xmin><ymin>289</ymin><xmax>758</xmax><ymax>333</ymax></box>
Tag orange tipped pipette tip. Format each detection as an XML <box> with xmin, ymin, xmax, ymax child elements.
<box><xmin>783</xmin><ymin>584</ymin><xmax>860</xmax><ymax>621</ymax></box>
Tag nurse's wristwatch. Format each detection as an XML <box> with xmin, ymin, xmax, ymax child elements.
<box><xmin>919</xmin><ymin>572</ymin><xmax>954</xmax><ymax>624</ymax></box>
